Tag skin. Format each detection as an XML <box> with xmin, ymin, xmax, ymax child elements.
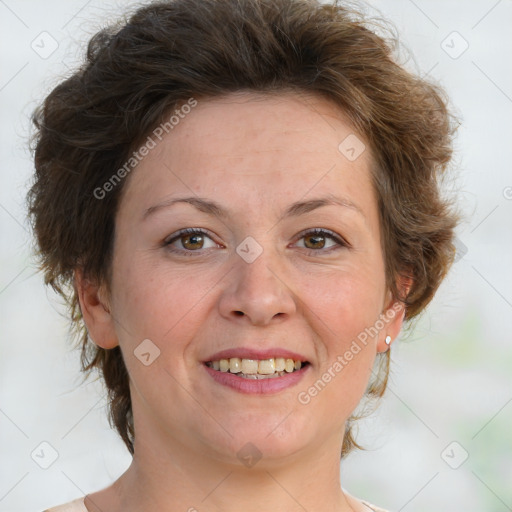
<box><xmin>76</xmin><ymin>91</ymin><xmax>408</xmax><ymax>512</ymax></box>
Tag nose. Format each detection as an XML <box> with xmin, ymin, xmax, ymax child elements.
<box><xmin>217</xmin><ymin>247</ymin><xmax>297</xmax><ymax>326</ymax></box>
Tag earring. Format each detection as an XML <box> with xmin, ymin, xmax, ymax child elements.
<box><xmin>385</xmin><ymin>335</ymin><xmax>392</xmax><ymax>345</ymax></box>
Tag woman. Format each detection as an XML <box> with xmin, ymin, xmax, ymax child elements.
<box><xmin>28</xmin><ymin>0</ymin><xmax>460</xmax><ymax>510</ymax></box>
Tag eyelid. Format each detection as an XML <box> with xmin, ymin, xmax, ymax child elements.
<box><xmin>163</xmin><ymin>227</ymin><xmax>349</xmax><ymax>255</ymax></box>
<box><xmin>163</xmin><ymin>227</ymin><xmax>221</xmax><ymax>252</ymax></box>
<box><xmin>292</xmin><ymin>227</ymin><xmax>350</xmax><ymax>253</ymax></box>
<box><xmin>164</xmin><ymin>227</ymin><xmax>216</xmax><ymax>245</ymax></box>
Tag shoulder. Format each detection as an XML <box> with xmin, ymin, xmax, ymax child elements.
<box><xmin>361</xmin><ymin>500</ymin><xmax>391</xmax><ymax>512</ymax></box>
<box><xmin>344</xmin><ymin>489</ymin><xmax>391</xmax><ymax>512</ymax></box>
<box><xmin>42</xmin><ymin>496</ymin><xmax>87</xmax><ymax>512</ymax></box>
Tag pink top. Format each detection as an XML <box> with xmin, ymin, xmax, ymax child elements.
<box><xmin>43</xmin><ymin>497</ymin><xmax>87</xmax><ymax>512</ymax></box>
<box><xmin>362</xmin><ymin>500</ymin><xmax>391</xmax><ymax>512</ymax></box>
<box><xmin>44</xmin><ymin>496</ymin><xmax>390</xmax><ymax>511</ymax></box>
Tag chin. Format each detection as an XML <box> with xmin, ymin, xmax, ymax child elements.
<box><xmin>196</xmin><ymin>411</ymin><xmax>315</xmax><ymax>467</ymax></box>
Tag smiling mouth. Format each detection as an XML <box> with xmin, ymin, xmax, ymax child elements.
<box><xmin>205</xmin><ymin>357</ymin><xmax>309</xmax><ymax>379</ymax></box>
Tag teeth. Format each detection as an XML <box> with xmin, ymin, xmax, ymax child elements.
<box><xmin>229</xmin><ymin>357</ymin><xmax>241</xmax><ymax>373</ymax></box>
<box><xmin>258</xmin><ymin>359</ymin><xmax>275</xmax><ymax>374</ymax></box>
<box><xmin>206</xmin><ymin>357</ymin><xmax>305</xmax><ymax>377</ymax></box>
<box><xmin>275</xmin><ymin>358</ymin><xmax>285</xmax><ymax>371</ymax></box>
<box><xmin>241</xmin><ymin>359</ymin><xmax>258</xmax><ymax>374</ymax></box>
<box><xmin>285</xmin><ymin>358</ymin><xmax>295</xmax><ymax>373</ymax></box>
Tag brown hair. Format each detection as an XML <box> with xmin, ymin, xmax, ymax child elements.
<box><xmin>27</xmin><ymin>0</ymin><xmax>460</xmax><ymax>458</ymax></box>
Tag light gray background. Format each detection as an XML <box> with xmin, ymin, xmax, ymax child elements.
<box><xmin>0</xmin><ymin>1</ymin><xmax>511</xmax><ymax>511</ymax></box>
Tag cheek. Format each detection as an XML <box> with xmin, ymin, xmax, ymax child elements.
<box><xmin>301</xmin><ymin>266</ymin><xmax>386</xmax><ymax>344</ymax></box>
<box><xmin>110</xmin><ymin>253</ymin><xmax>217</xmax><ymax>346</ymax></box>
<box><xmin>297</xmin><ymin>265</ymin><xmax>384</xmax><ymax>405</ymax></box>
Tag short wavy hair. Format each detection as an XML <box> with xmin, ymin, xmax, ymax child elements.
<box><xmin>27</xmin><ymin>0</ymin><xmax>460</xmax><ymax>458</ymax></box>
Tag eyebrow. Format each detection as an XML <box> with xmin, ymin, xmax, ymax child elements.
<box><xmin>142</xmin><ymin>193</ymin><xmax>365</xmax><ymax>222</ymax></box>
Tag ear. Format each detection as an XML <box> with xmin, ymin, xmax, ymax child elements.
<box><xmin>376</xmin><ymin>274</ymin><xmax>413</xmax><ymax>353</ymax></box>
<box><xmin>74</xmin><ymin>268</ymin><xmax>119</xmax><ymax>349</ymax></box>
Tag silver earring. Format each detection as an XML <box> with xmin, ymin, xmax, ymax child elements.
<box><xmin>385</xmin><ymin>335</ymin><xmax>392</xmax><ymax>345</ymax></box>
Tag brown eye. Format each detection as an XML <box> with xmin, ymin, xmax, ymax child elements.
<box><xmin>164</xmin><ymin>228</ymin><xmax>218</xmax><ymax>255</ymax></box>
<box><xmin>303</xmin><ymin>233</ymin><xmax>327</xmax><ymax>249</ymax></box>
<box><xmin>181</xmin><ymin>232</ymin><xmax>204</xmax><ymax>250</ymax></box>
<box><xmin>295</xmin><ymin>228</ymin><xmax>347</xmax><ymax>253</ymax></box>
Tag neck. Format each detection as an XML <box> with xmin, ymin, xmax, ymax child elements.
<box><xmin>109</xmin><ymin>430</ymin><xmax>355</xmax><ymax>512</ymax></box>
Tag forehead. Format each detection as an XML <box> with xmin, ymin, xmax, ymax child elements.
<box><xmin>163</xmin><ymin>91</ymin><xmax>365</xmax><ymax>166</ymax></box>
<box><xmin>118</xmin><ymin>90</ymin><xmax>377</xmax><ymax>225</ymax></box>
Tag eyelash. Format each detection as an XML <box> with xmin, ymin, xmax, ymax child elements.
<box><xmin>163</xmin><ymin>227</ymin><xmax>349</xmax><ymax>257</ymax></box>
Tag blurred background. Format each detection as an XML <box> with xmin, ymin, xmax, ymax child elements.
<box><xmin>0</xmin><ymin>0</ymin><xmax>511</xmax><ymax>511</ymax></box>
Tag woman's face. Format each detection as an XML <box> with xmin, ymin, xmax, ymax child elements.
<box><xmin>95</xmin><ymin>91</ymin><xmax>402</xmax><ymax>465</ymax></box>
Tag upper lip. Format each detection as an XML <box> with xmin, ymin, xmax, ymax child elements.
<box><xmin>203</xmin><ymin>347</ymin><xmax>309</xmax><ymax>363</ymax></box>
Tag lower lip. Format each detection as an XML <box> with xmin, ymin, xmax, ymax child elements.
<box><xmin>203</xmin><ymin>364</ymin><xmax>310</xmax><ymax>394</ymax></box>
